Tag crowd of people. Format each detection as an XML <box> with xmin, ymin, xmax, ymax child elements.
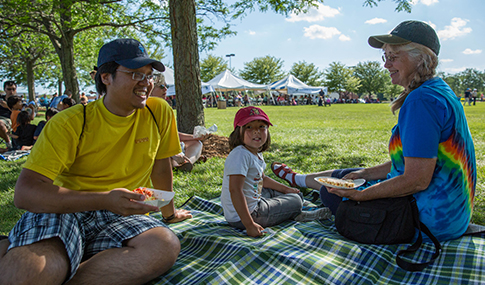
<box><xmin>0</xmin><ymin>20</ymin><xmax>479</xmax><ymax>284</ymax></box>
<box><xmin>0</xmin><ymin>81</ymin><xmax>79</xmax><ymax>153</ymax></box>
<box><xmin>202</xmin><ymin>91</ymin><xmax>386</xmax><ymax>108</ymax></box>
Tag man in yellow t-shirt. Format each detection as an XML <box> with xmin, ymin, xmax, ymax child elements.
<box><xmin>0</xmin><ymin>39</ymin><xmax>192</xmax><ymax>284</ymax></box>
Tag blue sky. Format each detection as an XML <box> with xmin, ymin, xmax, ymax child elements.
<box><xmin>199</xmin><ymin>0</ymin><xmax>484</xmax><ymax>76</ymax></box>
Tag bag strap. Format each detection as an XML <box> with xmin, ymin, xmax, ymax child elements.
<box><xmin>145</xmin><ymin>105</ymin><xmax>159</xmax><ymax>132</ymax></box>
<box><xmin>79</xmin><ymin>104</ymin><xmax>86</xmax><ymax>140</ymax></box>
<box><xmin>396</xmin><ymin>197</ymin><xmax>442</xmax><ymax>271</ymax></box>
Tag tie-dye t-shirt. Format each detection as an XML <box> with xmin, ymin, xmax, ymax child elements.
<box><xmin>388</xmin><ymin>77</ymin><xmax>476</xmax><ymax>242</ymax></box>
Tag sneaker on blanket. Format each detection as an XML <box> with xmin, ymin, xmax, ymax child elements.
<box><xmin>302</xmin><ymin>200</ymin><xmax>312</xmax><ymax>207</ymax></box>
<box><xmin>295</xmin><ymin>207</ymin><xmax>332</xmax><ymax>222</ymax></box>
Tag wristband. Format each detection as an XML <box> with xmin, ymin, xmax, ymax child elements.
<box><xmin>162</xmin><ymin>213</ymin><xmax>176</xmax><ymax>223</ymax></box>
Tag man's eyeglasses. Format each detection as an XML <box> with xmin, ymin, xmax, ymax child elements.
<box><xmin>5</xmin><ymin>87</ymin><xmax>16</xmax><ymax>91</ymax></box>
<box><xmin>382</xmin><ymin>54</ymin><xmax>399</xmax><ymax>63</ymax></box>
<box><xmin>117</xmin><ymin>70</ymin><xmax>158</xmax><ymax>82</ymax></box>
<box><xmin>159</xmin><ymin>84</ymin><xmax>168</xmax><ymax>89</ymax></box>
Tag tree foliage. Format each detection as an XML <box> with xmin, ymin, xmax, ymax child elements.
<box><xmin>200</xmin><ymin>55</ymin><xmax>228</xmax><ymax>82</ymax></box>
<box><xmin>290</xmin><ymin>61</ymin><xmax>324</xmax><ymax>86</ymax></box>
<box><xmin>440</xmin><ymin>68</ymin><xmax>485</xmax><ymax>96</ymax></box>
<box><xmin>239</xmin><ymin>55</ymin><xmax>285</xmax><ymax>84</ymax></box>
<box><xmin>362</xmin><ymin>0</ymin><xmax>412</xmax><ymax>12</ymax></box>
<box><xmin>0</xmin><ymin>0</ymin><xmax>170</xmax><ymax>100</ymax></box>
<box><xmin>0</xmin><ymin>31</ymin><xmax>56</xmax><ymax>101</ymax></box>
<box><xmin>353</xmin><ymin>61</ymin><xmax>388</xmax><ymax>95</ymax></box>
<box><xmin>324</xmin><ymin>62</ymin><xmax>355</xmax><ymax>93</ymax></box>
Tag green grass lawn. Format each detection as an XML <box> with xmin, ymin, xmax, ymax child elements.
<box><xmin>1</xmin><ymin>102</ymin><xmax>484</xmax><ymax>235</ymax></box>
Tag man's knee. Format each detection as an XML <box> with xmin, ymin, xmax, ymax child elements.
<box><xmin>0</xmin><ymin>237</ymin><xmax>69</xmax><ymax>284</ymax></box>
<box><xmin>141</xmin><ymin>227</ymin><xmax>180</xmax><ymax>276</ymax></box>
<box><xmin>151</xmin><ymin>227</ymin><xmax>180</xmax><ymax>262</ymax></box>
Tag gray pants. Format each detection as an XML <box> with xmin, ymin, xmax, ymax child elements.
<box><xmin>229</xmin><ymin>188</ymin><xmax>303</xmax><ymax>229</ymax></box>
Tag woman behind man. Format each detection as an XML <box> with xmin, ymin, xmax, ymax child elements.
<box><xmin>151</xmin><ymin>74</ymin><xmax>206</xmax><ymax>172</ymax></box>
<box><xmin>272</xmin><ymin>20</ymin><xmax>476</xmax><ymax>242</ymax></box>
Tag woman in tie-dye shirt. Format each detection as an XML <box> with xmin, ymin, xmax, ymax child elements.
<box><xmin>271</xmin><ymin>21</ymin><xmax>476</xmax><ymax>242</ymax></box>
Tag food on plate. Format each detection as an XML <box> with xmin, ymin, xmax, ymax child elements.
<box><xmin>317</xmin><ymin>177</ymin><xmax>355</xmax><ymax>188</ymax></box>
<box><xmin>134</xmin><ymin>187</ymin><xmax>156</xmax><ymax>201</ymax></box>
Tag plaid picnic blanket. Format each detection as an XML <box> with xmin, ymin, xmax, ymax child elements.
<box><xmin>148</xmin><ymin>195</ymin><xmax>485</xmax><ymax>285</ymax></box>
<box><xmin>0</xmin><ymin>150</ymin><xmax>30</xmax><ymax>161</ymax></box>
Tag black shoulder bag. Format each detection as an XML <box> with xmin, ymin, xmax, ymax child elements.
<box><xmin>335</xmin><ymin>195</ymin><xmax>441</xmax><ymax>271</ymax></box>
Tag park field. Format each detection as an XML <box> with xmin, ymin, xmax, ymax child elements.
<box><xmin>1</xmin><ymin>102</ymin><xmax>484</xmax><ymax>235</ymax></box>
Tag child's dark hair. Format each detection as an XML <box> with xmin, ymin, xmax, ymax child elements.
<box><xmin>46</xmin><ymin>107</ymin><xmax>59</xmax><ymax>120</ymax></box>
<box><xmin>228</xmin><ymin>124</ymin><xmax>271</xmax><ymax>152</ymax></box>
<box><xmin>17</xmin><ymin>111</ymin><xmax>32</xmax><ymax>126</ymax></box>
<box><xmin>62</xmin><ymin>97</ymin><xmax>76</xmax><ymax>108</ymax></box>
<box><xmin>7</xmin><ymin>95</ymin><xmax>22</xmax><ymax>109</ymax></box>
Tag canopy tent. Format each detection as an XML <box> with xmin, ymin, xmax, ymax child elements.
<box><xmin>269</xmin><ymin>74</ymin><xmax>327</xmax><ymax>95</ymax></box>
<box><xmin>206</xmin><ymin>69</ymin><xmax>267</xmax><ymax>91</ymax></box>
<box><xmin>161</xmin><ymin>67</ymin><xmax>214</xmax><ymax>96</ymax></box>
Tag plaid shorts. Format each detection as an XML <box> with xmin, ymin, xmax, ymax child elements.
<box><xmin>7</xmin><ymin>210</ymin><xmax>167</xmax><ymax>281</ymax></box>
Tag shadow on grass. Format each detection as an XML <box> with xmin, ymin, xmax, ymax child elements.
<box><xmin>0</xmin><ymin>160</ymin><xmax>24</xmax><ymax>193</ymax></box>
<box><xmin>270</xmin><ymin>141</ymin><xmax>372</xmax><ymax>169</ymax></box>
<box><xmin>0</xmin><ymin>188</ymin><xmax>24</xmax><ymax>235</ymax></box>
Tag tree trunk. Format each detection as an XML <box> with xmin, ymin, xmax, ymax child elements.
<box><xmin>26</xmin><ymin>60</ymin><xmax>35</xmax><ymax>102</ymax></box>
<box><xmin>59</xmin><ymin>36</ymin><xmax>80</xmax><ymax>102</ymax></box>
<box><xmin>169</xmin><ymin>0</ymin><xmax>204</xmax><ymax>134</ymax></box>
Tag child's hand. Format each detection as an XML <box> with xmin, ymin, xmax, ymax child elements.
<box><xmin>285</xmin><ymin>187</ymin><xmax>300</xmax><ymax>194</ymax></box>
<box><xmin>246</xmin><ymin>222</ymin><xmax>264</xmax><ymax>237</ymax></box>
<box><xmin>279</xmin><ymin>186</ymin><xmax>299</xmax><ymax>194</ymax></box>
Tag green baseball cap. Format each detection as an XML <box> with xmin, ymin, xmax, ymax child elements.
<box><xmin>368</xmin><ymin>20</ymin><xmax>440</xmax><ymax>56</ymax></box>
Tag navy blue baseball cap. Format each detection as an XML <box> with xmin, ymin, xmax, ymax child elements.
<box><xmin>368</xmin><ymin>20</ymin><xmax>440</xmax><ymax>56</ymax></box>
<box><xmin>97</xmin><ymin>39</ymin><xmax>165</xmax><ymax>71</ymax></box>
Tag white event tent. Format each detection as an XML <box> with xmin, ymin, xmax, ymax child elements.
<box><xmin>269</xmin><ymin>75</ymin><xmax>327</xmax><ymax>95</ymax></box>
<box><xmin>206</xmin><ymin>69</ymin><xmax>267</xmax><ymax>91</ymax></box>
<box><xmin>161</xmin><ymin>67</ymin><xmax>214</xmax><ymax>96</ymax></box>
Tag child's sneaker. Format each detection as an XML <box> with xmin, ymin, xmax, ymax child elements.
<box><xmin>302</xmin><ymin>200</ymin><xmax>312</xmax><ymax>207</ymax></box>
<box><xmin>295</xmin><ymin>207</ymin><xmax>332</xmax><ymax>222</ymax></box>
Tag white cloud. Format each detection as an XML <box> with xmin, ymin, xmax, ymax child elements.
<box><xmin>287</xmin><ymin>38</ymin><xmax>292</xmax><ymax>42</ymax></box>
<box><xmin>437</xmin><ymin>18</ymin><xmax>472</xmax><ymax>41</ymax></box>
<box><xmin>247</xmin><ymin>30</ymin><xmax>256</xmax><ymax>35</ymax></box>
<box><xmin>303</xmin><ymin>25</ymin><xmax>341</xmax><ymax>39</ymax></box>
<box><xmin>440</xmin><ymin>59</ymin><xmax>453</xmax><ymax>63</ymax></box>
<box><xmin>463</xmin><ymin>49</ymin><xmax>482</xmax><ymax>55</ymax></box>
<box><xmin>443</xmin><ymin>67</ymin><xmax>467</xmax><ymax>73</ymax></box>
<box><xmin>286</xmin><ymin>3</ymin><xmax>340</xmax><ymax>23</ymax></box>
<box><xmin>339</xmin><ymin>35</ymin><xmax>351</xmax><ymax>41</ymax></box>
<box><xmin>365</xmin><ymin>18</ymin><xmax>387</xmax><ymax>25</ymax></box>
<box><xmin>411</xmin><ymin>0</ymin><xmax>439</xmax><ymax>6</ymax></box>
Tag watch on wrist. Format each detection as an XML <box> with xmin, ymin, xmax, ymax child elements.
<box><xmin>162</xmin><ymin>213</ymin><xmax>176</xmax><ymax>223</ymax></box>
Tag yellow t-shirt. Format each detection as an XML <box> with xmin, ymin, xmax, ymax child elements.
<box><xmin>24</xmin><ymin>97</ymin><xmax>181</xmax><ymax>192</ymax></box>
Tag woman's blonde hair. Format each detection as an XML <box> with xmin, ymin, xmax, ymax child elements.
<box><xmin>385</xmin><ymin>42</ymin><xmax>439</xmax><ymax>114</ymax></box>
<box><xmin>154</xmin><ymin>73</ymin><xmax>166</xmax><ymax>86</ymax></box>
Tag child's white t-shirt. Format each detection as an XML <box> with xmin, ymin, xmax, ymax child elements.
<box><xmin>220</xmin><ymin>145</ymin><xmax>265</xmax><ymax>223</ymax></box>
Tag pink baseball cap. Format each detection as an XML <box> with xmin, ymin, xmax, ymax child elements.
<box><xmin>233</xmin><ymin>107</ymin><xmax>273</xmax><ymax>129</ymax></box>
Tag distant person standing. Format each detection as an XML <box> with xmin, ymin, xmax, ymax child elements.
<box><xmin>471</xmin><ymin>89</ymin><xmax>477</xmax><ymax>106</ymax></box>
<box><xmin>464</xmin><ymin>88</ymin><xmax>471</xmax><ymax>106</ymax></box>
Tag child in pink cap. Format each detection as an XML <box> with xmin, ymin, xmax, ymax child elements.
<box><xmin>220</xmin><ymin>107</ymin><xmax>331</xmax><ymax>237</ymax></box>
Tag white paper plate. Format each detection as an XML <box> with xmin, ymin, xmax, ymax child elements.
<box><xmin>314</xmin><ymin>176</ymin><xmax>365</xmax><ymax>189</ymax></box>
<box><xmin>138</xmin><ymin>188</ymin><xmax>174</xmax><ymax>207</ymax></box>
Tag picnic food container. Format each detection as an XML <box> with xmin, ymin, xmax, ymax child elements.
<box><xmin>134</xmin><ymin>187</ymin><xmax>175</xmax><ymax>207</ymax></box>
<box><xmin>314</xmin><ymin>177</ymin><xmax>365</xmax><ymax>189</ymax></box>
